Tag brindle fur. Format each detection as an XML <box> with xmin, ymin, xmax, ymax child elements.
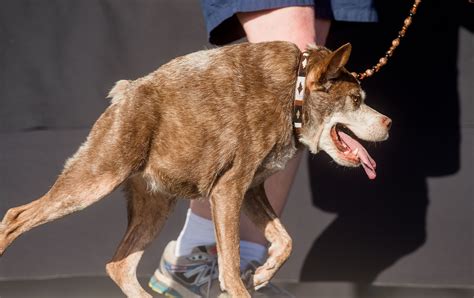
<box><xmin>0</xmin><ymin>41</ymin><xmax>391</xmax><ymax>297</ymax></box>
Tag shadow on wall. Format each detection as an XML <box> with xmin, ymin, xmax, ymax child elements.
<box><xmin>301</xmin><ymin>0</ymin><xmax>470</xmax><ymax>283</ymax></box>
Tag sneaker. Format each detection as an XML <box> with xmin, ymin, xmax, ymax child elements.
<box><xmin>149</xmin><ymin>241</ymin><xmax>220</xmax><ymax>297</ymax></box>
<box><xmin>149</xmin><ymin>241</ymin><xmax>294</xmax><ymax>298</ymax></box>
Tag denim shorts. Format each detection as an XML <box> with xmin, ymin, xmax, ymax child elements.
<box><xmin>200</xmin><ymin>0</ymin><xmax>378</xmax><ymax>45</ymax></box>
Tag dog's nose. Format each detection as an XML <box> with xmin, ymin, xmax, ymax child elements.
<box><xmin>382</xmin><ymin>117</ymin><xmax>392</xmax><ymax>130</ymax></box>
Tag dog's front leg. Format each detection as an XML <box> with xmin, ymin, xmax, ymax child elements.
<box><xmin>210</xmin><ymin>168</ymin><xmax>253</xmax><ymax>298</ymax></box>
<box><xmin>242</xmin><ymin>183</ymin><xmax>292</xmax><ymax>290</ymax></box>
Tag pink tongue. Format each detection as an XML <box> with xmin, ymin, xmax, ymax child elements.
<box><xmin>338</xmin><ymin>131</ymin><xmax>377</xmax><ymax>180</ymax></box>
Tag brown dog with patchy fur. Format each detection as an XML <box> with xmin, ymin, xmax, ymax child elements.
<box><xmin>0</xmin><ymin>41</ymin><xmax>391</xmax><ymax>297</ymax></box>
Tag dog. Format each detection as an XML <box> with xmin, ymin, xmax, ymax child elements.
<box><xmin>0</xmin><ymin>41</ymin><xmax>391</xmax><ymax>297</ymax></box>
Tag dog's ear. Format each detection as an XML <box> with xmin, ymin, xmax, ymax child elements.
<box><xmin>325</xmin><ymin>43</ymin><xmax>352</xmax><ymax>77</ymax></box>
<box><xmin>306</xmin><ymin>43</ymin><xmax>352</xmax><ymax>90</ymax></box>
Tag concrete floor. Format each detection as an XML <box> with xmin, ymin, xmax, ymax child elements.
<box><xmin>0</xmin><ymin>277</ymin><xmax>473</xmax><ymax>298</ymax></box>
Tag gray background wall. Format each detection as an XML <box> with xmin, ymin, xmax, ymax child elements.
<box><xmin>0</xmin><ymin>0</ymin><xmax>472</xmax><ymax>289</ymax></box>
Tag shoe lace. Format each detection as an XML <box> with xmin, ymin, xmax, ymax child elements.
<box><xmin>205</xmin><ymin>257</ymin><xmax>218</xmax><ymax>298</ymax></box>
<box><xmin>203</xmin><ymin>259</ymin><xmax>281</xmax><ymax>297</ymax></box>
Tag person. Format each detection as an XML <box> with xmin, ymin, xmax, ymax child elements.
<box><xmin>149</xmin><ymin>1</ymin><xmax>378</xmax><ymax>296</ymax></box>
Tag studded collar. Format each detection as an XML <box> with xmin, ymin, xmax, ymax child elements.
<box><xmin>293</xmin><ymin>51</ymin><xmax>309</xmax><ymax>139</ymax></box>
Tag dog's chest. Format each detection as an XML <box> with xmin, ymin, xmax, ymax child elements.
<box><xmin>253</xmin><ymin>141</ymin><xmax>298</xmax><ymax>184</ymax></box>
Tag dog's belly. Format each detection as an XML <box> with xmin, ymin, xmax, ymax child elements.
<box><xmin>140</xmin><ymin>137</ymin><xmax>298</xmax><ymax>198</ymax></box>
<box><xmin>141</xmin><ymin>168</ymin><xmax>202</xmax><ymax>199</ymax></box>
<box><xmin>140</xmin><ymin>150</ymin><xmax>230</xmax><ymax>199</ymax></box>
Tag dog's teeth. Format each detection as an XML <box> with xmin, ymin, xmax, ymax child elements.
<box><xmin>352</xmin><ymin>148</ymin><xmax>359</xmax><ymax>155</ymax></box>
<box><xmin>343</xmin><ymin>149</ymin><xmax>350</xmax><ymax>155</ymax></box>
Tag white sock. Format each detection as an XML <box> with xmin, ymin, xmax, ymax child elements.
<box><xmin>175</xmin><ymin>209</ymin><xmax>216</xmax><ymax>256</ymax></box>
<box><xmin>239</xmin><ymin>240</ymin><xmax>267</xmax><ymax>271</ymax></box>
<box><xmin>174</xmin><ymin>209</ymin><xmax>268</xmax><ymax>270</ymax></box>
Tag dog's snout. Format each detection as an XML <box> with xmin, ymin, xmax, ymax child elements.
<box><xmin>382</xmin><ymin>117</ymin><xmax>392</xmax><ymax>130</ymax></box>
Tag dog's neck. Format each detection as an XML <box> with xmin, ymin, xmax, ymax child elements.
<box><xmin>292</xmin><ymin>51</ymin><xmax>310</xmax><ymax>140</ymax></box>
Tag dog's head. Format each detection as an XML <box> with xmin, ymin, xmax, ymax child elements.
<box><xmin>299</xmin><ymin>43</ymin><xmax>392</xmax><ymax>179</ymax></box>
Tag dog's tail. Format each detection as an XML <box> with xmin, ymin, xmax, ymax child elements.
<box><xmin>107</xmin><ymin>80</ymin><xmax>131</xmax><ymax>104</ymax></box>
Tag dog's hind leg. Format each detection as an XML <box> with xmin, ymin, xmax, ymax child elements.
<box><xmin>0</xmin><ymin>105</ymin><xmax>150</xmax><ymax>256</ymax></box>
<box><xmin>106</xmin><ymin>175</ymin><xmax>176</xmax><ymax>298</ymax></box>
<box><xmin>242</xmin><ymin>183</ymin><xmax>292</xmax><ymax>290</ymax></box>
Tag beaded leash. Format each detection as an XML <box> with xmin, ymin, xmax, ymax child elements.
<box><xmin>293</xmin><ymin>1</ymin><xmax>422</xmax><ymax>136</ymax></box>
<box><xmin>354</xmin><ymin>0</ymin><xmax>422</xmax><ymax>80</ymax></box>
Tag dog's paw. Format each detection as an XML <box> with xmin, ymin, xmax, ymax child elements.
<box><xmin>253</xmin><ymin>274</ymin><xmax>270</xmax><ymax>291</ymax></box>
<box><xmin>217</xmin><ymin>291</ymin><xmax>232</xmax><ymax>298</ymax></box>
<box><xmin>0</xmin><ymin>223</ymin><xmax>7</xmax><ymax>256</ymax></box>
<box><xmin>252</xmin><ymin>265</ymin><xmax>276</xmax><ymax>291</ymax></box>
<box><xmin>254</xmin><ymin>281</ymin><xmax>270</xmax><ymax>291</ymax></box>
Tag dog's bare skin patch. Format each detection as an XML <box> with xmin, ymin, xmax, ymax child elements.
<box><xmin>0</xmin><ymin>41</ymin><xmax>390</xmax><ymax>297</ymax></box>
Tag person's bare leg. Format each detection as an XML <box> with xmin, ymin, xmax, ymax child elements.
<box><xmin>191</xmin><ymin>6</ymin><xmax>330</xmax><ymax>246</ymax></box>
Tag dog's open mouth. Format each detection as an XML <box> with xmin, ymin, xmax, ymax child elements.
<box><xmin>330</xmin><ymin>124</ymin><xmax>377</xmax><ymax>180</ymax></box>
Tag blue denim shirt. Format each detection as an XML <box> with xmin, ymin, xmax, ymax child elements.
<box><xmin>201</xmin><ymin>0</ymin><xmax>378</xmax><ymax>44</ymax></box>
